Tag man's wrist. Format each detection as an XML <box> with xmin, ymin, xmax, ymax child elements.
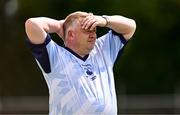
<box><xmin>102</xmin><ymin>15</ymin><xmax>110</xmax><ymax>27</ymax></box>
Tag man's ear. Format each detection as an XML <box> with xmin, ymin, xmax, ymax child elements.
<box><xmin>67</xmin><ymin>30</ymin><xmax>75</xmax><ymax>40</ymax></box>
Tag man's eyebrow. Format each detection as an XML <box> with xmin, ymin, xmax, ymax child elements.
<box><xmin>84</xmin><ymin>29</ymin><xmax>97</xmax><ymax>33</ymax></box>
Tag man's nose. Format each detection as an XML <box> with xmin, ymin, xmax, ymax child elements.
<box><xmin>89</xmin><ymin>31</ymin><xmax>96</xmax><ymax>38</ymax></box>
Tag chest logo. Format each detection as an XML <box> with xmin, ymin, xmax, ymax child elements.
<box><xmin>82</xmin><ymin>64</ymin><xmax>96</xmax><ymax>81</ymax></box>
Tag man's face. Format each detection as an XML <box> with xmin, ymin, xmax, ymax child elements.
<box><xmin>74</xmin><ymin>20</ymin><xmax>97</xmax><ymax>53</ymax></box>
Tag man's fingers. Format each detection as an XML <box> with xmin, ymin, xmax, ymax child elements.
<box><xmin>85</xmin><ymin>18</ymin><xmax>97</xmax><ymax>30</ymax></box>
<box><xmin>81</xmin><ymin>16</ymin><xmax>89</xmax><ymax>26</ymax></box>
<box><xmin>82</xmin><ymin>16</ymin><xmax>93</xmax><ymax>29</ymax></box>
<box><xmin>89</xmin><ymin>21</ymin><xmax>97</xmax><ymax>31</ymax></box>
<box><xmin>81</xmin><ymin>13</ymin><xmax>93</xmax><ymax>25</ymax></box>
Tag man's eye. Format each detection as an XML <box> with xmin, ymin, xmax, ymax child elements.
<box><xmin>88</xmin><ymin>29</ymin><xmax>96</xmax><ymax>32</ymax></box>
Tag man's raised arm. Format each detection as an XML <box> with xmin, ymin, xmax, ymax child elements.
<box><xmin>25</xmin><ymin>17</ymin><xmax>64</xmax><ymax>44</ymax></box>
<box><xmin>81</xmin><ymin>14</ymin><xmax>136</xmax><ymax>40</ymax></box>
<box><xmin>103</xmin><ymin>15</ymin><xmax>136</xmax><ymax>40</ymax></box>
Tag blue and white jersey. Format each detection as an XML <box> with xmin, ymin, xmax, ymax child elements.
<box><xmin>28</xmin><ymin>30</ymin><xmax>127</xmax><ymax>115</ymax></box>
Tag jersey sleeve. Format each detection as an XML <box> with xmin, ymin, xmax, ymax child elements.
<box><xmin>96</xmin><ymin>30</ymin><xmax>127</xmax><ymax>64</ymax></box>
<box><xmin>27</xmin><ymin>34</ymin><xmax>60</xmax><ymax>73</ymax></box>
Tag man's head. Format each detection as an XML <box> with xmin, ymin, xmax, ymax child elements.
<box><xmin>63</xmin><ymin>11</ymin><xmax>97</xmax><ymax>57</ymax></box>
<box><xmin>63</xmin><ymin>11</ymin><xmax>88</xmax><ymax>38</ymax></box>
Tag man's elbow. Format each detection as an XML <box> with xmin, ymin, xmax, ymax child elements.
<box><xmin>25</xmin><ymin>18</ymin><xmax>37</xmax><ymax>30</ymax></box>
<box><xmin>129</xmin><ymin>19</ymin><xmax>136</xmax><ymax>38</ymax></box>
<box><xmin>124</xmin><ymin>19</ymin><xmax>136</xmax><ymax>40</ymax></box>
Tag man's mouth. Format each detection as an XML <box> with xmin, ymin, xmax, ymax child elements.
<box><xmin>88</xmin><ymin>36</ymin><xmax>96</xmax><ymax>42</ymax></box>
<box><xmin>88</xmin><ymin>38</ymin><xmax>95</xmax><ymax>42</ymax></box>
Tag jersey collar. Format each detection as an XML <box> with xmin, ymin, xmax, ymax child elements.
<box><xmin>64</xmin><ymin>47</ymin><xmax>89</xmax><ymax>61</ymax></box>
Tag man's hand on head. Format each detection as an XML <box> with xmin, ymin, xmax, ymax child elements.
<box><xmin>81</xmin><ymin>14</ymin><xmax>107</xmax><ymax>31</ymax></box>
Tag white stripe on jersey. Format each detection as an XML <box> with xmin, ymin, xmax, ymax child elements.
<box><xmin>74</xmin><ymin>99</ymin><xmax>94</xmax><ymax>115</ymax></box>
<box><xmin>61</xmin><ymin>89</ymin><xmax>75</xmax><ymax>107</ymax></box>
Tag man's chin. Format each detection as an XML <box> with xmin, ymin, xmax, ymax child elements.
<box><xmin>86</xmin><ymin>46</ymin><xmax>94</xmax><ymax>52</ymax></box>
<box><xmin>90</xmin><ymin>43</ymin><xmax>95</xmax><ymax>49</ymax></box>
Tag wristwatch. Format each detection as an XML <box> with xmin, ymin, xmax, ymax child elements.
<box><xmin>102</xmin><ymin>15</ymin><xmax>110</xmax><ymax>27</ymax></box>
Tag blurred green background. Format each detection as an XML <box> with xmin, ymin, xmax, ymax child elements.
<box><xmin>0</xmin><ymin>0</ymin><xmax>179</xmax><ymax>97</ymax></box>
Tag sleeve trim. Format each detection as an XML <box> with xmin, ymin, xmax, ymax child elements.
<box><xmin>26</xmin><ymin>34</ymin><xmax>51</xmax><ymax>73</ymax></box>
<box><xmin>111</xmin><ymin>30</ymin><xmax>128</xmax><ymax>45</ymax></box>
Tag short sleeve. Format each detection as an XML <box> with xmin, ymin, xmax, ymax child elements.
<box><xmin>96</xmin><ymin>30</ymin><xmax>127</xmax><ymax>64</ymax></box>
<box><xmin>26</xmin><ymin>34</ymin><xmax>60</xmax><ymax>73</ymax></box>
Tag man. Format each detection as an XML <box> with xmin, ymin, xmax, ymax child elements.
<box><xmin>25</xmin><ymin>11</ymin><xmax>136</xmax><ymax>115</ymax></box>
